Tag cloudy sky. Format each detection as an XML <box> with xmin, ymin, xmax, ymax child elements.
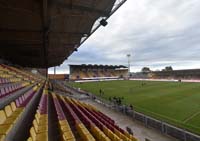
<box><xmin>49</xmin><ymin>0</ymin><xmax>200</xmax><ymax>74</ymax></box>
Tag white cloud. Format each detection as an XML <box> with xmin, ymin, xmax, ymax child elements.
<box><xmin>48</xmin><ymin>0</ymin><xmax>200</xmax><ymax>74</ymax></box>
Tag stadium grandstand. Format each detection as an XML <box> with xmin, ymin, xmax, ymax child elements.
<box><xmin>69</xmin><ymin>64</ymin><xmax>128</xmax><ymax>81</ymax></box>
<box><xmin>0</xmin><ymin>0</ymin><xmax>142</xmax><ymax>141</ymax></box>
<box><xmin>0</xmin><ymin>64</ymin><xmax>137</xmax><ymax>141</ymax></box>
<box><xmin>149</xmin><ymin>69</ymin><xmax>200</xmax><ymax>80</ymax></box>
<box><xmin>1</xmin><ymin>0</ymin><xmax>200</xmax><ymax>141</ymax></box>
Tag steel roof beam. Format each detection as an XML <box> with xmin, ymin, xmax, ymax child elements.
<box><xmin>53</xmin><ymin>1</ymin><xmax>109</xmax><ymax>16</ymax></box>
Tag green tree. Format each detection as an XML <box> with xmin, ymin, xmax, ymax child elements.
<box><xmin>141</xmin><ymin>67</ymin><xmax>151</xmax><ymax>72</ymax></box>
<box><xmin>162</xmin><ymin>66</ymin><xmax>173</xmax><ymax>71</ymax></box>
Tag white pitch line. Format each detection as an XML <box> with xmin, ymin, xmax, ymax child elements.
<box><xmin>183</xmin><ymin>111</ymin><xmax>200</xmax><ymax>123</ymax></box>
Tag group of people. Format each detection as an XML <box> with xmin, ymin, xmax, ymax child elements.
<box><xmin>141</xmin><ymin>82</ymin><xmax>147</xmax><ymax>86</ymax></box>
<box><xmin>109</xmin><ymin>96</ymin><xmax>124</xmax><ymax>105</ymax></box>
<box><xmin>98</xmin><ymin>89</ymin><xmax>134</xmax><ymax>111</ymax></box>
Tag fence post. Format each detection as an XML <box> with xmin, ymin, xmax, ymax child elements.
<box><xmin>184</xmin><ymin>130</ymin><xmax>187</xmax><ymax>141</ymax></box>
<box><xmin>145</xmin><ymin>116</ymin><xmax>148</xmax><ymax>127</ymax></box>
<box><xmin>161</xmin><ymin>122</ymin><xmax>165</xmax><ymax>134</ymax></box>
<box><xmin>132</xmin><ymin>110</ymin><xmax>135</xmax><ymax>120</ymax></box>
<box><xmin>123</xmin><ymin>105</ymin><xmax>126</xmax><ymax>114</ymax></box>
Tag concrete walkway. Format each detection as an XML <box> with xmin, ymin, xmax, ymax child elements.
<box><xmin>83</xmin><ymin>99</ymin><xmax>177</xmax><ymax>141</ymax></box>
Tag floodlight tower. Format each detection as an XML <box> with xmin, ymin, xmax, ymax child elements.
<box><xmin>54</xmin><ymin>66</ymin><xmax>56</xmax><ymax>75</ymax></box>
<box><xmin>127</xmin><ymin>54</ymin><xmax>131</xmax><ymax>77</ymax></box>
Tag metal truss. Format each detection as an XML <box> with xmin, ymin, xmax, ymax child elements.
<box><xmin>78</xmin><ymin>0</ymin><xmax>127</xmax><ymax>48</ymax></box>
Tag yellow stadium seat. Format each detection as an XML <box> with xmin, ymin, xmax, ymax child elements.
<box><xmin>10</xmin><ymin>102</ymin><xmax>17</xmax><ymax>112</ymax></box>
<box><xmin>103</xmin><ymin>126</ymin><xmax>122</xmax><ymax>141</ymax></box>
<box><xmin>33</xmin><ymin>120</ymin><xmax>47</xmax><ymax>133</ymax></box>
<box><xmin>36</xmin><ymin>112</ymin><xmax>48</xmax><ymax>119</ymax></box>
<box><xmin>124</xmin><ymin>132</ymin><xmax>137</xmax><ymax>141</ymax></box>
<box><xmin>4</xmin><ymin>105</ymin><xmax>13</xmax><ymax>117</ymax></box>
<box><xmin>5</xmin><ymin>105</ymin><xmax>21</xmax><ymax>118</ymax></box>
<box><xmin>0</xmin><ymin>135</ymin><xmax>5</xmax><ymax>141</ymax></box>
<box><xmin>114</xmin><ymin>129</ymin><xmax>132</xmax><ymax>141</ymax></box>
<box><xmin>10</xmin><ymin>102</ymin><xmax>23</xmax><ymax>114</ymax></box>
<box><xmin>0</xmin><ymin>124</ymin><xmax>13</xmax><ymax>135</ymax></box>
<box><xmin>91</xmin><ymin>126</ymin><xmax>111</xmax><ymax>141</ymax></box>
<box><xmin>59</xmin><ymin>120</ymin><xmax>69</xmax><ymax>126</ymax></box>
<box><xmin>35</xmin><ymin>114</ymin><xmax>48</xmax><ymax>125</ymax></box>
<box><xmin>33</xmin><ymin>86</ymin><xmax>38</xmax><ymax>91</ymax></box>
<box><xmin>27</xmin><ymin>137</ymin><xmax>33</xmax><ymax>141</ymax></box>
<box><xmin>0</xmin><ymin>110</ymin><xmax>15</xmax><ymax>125</ymax></box>
<box><xmin>63</xmin><ymin>131</ymin><xmax>74</xmax><ymax>140</ymax></box>
<box><xmin>30</xmin><ymin>127</ymin><xmax>48</xmax><ymax>141</ymax></box>
<box><xmin>60</xmin><ymin>125</ymin><xmax>70</xmax><ymax>132</ymax></box>
<box><xmin>30</xmin><ymin>127</ymin><xmax>37</xmax><ymax>141</ymax></box>
<box><xmin>36</xmin><ymin>132</ymin><xmax>48</xmax><ymax>141</ymax></box>
<box><xmin>76</xmin><ymin>123</ymin><xmax>95</xmax><ymax>141</ymax></box>
<box><xmin>0</xmin><ymin>110</ymin><xmax>7</xmax><ymax>124</ymax></box>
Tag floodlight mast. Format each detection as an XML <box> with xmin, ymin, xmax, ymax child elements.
<box><xmin>54</xmin><ymin>66</ymin><xmax>56</xmax><ymax>75</ymax></box>
<box><xmin>127</xmin><ymin>54</ymin><xmax>131</xmax><ymax>78</ymax></box>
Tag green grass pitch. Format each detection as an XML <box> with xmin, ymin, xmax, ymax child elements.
<box><xmin>70</xmin><ymin>80</ymin><xmax>200</xmax><ymax>134</ymax></box>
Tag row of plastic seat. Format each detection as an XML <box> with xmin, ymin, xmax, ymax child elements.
<box><xmin>0</xmin><ymin>78</ymin><xmax>10</xmax><ymax>84</ymax></box>
<box><xmin>0</xmin><ymin>82</ymin><xmax>30</xmax><ymax>99</ymax></box>
<box><xmin>0</xmin><ymin>77</ymin><xmax>23</xmax><ymax>84</ymax></box>
<box><xmin>79</xmin><ymin>100</ymin><xmax>135</xmax><ymax>140</ymax></box>
<box><xmin>0</xmin><ymin>70</ymin><xmax>30</xmax><ymax>84</ymax></box>
<box><xmin>61</xmin><ymin>96</ymin><xmax>96</xmax><ymax>141</ymax></box>
<box><xmin>49</xmin><ymin>93</ymin><xmax>136</xmax><ymax>141</ymax></box>
<box><xmin>66</xmin><ymin>98</ymin><xmax>119</xmax><ymax>141</ymax></box>
<box><xmin>15</xmin><ymin>86</ymin><xmax>38</xmax><ymax>107</ymax></box>
<box><xmin>0</xmin><ymin>66</ymin><xmax>12</xmax><ymax>73</ymax></box>
<box><xmin>0</xmin><ymin>64</ymin><xmax>45</xmax><ymax>104</ymax></box>
<box><xmin>65</xmin><ymin>97</ymin><xmax>137</xmax><ymax>141</ymax></box>
<box><xmin>71</xmin><ymin>101</ymin><xmax>112</xmax><ymax>141</ymax></box>
<box><xmin>76</xmin><ymin>100</ymin><xmax>115</xmax><ymax>125</ymax></box>
<box><xmin>0</xmin><ymin>85</ymin><xmax>39</xmax><ymax>141</ymax></box>
<box><xmin>2</xmin><ymin>65</ymin><xmax>43</xmax><ymax>83</ymax></box>
<box><xmin>76</xmin><ymin>102</ymin><xmax>122</xmax><ymax>133</ymax></box>
<box><xmin>52</xmin><ymin>93</ymin><xmax>75</xmax><ymax>141</ymax></box>
<box><xmin>0</xmin><ymin>65</ymin><xmax>18</xmax><ymax>79</ymax></box>
<box><xmin>0</xmin><ymin>74</ymin><xmax>18</xmax><ymax>80</ymax></box>
<box><xmin>0</xmin><ymin>64</ymin><xmax>43</xmax><ymax>84</ymax></box>
<box><xmin>28</xmin><ymin>88</ymin><xmax>48</xmax><ymax>141</ymax></box>
<box><xmin>0</xmin><ymin>65</ymin><xmax>31</xmax><ymax>88</ymax></box>
<box><xmin>70</xmin><ymin>70</ymin><xmax>122</xmax><ymax>79</ymax></box>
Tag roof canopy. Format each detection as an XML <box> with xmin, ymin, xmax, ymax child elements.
<box><xmin>0</xmin><ymin>0</ymin><xmax>126</xmax><ymax>68</ymax></box>
<box><xmin>69</xmin><ymin>64</ymin><xmax>127</xmax><ymax>69</ymax></box>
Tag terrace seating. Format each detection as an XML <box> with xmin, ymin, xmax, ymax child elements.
<box><xmin>27</xmin><ymin>89</ymin><xmax>48</xmax><ymax>141</ymax></box>
<box><xmin>61</xmin><ymin>96</ymin><xmax>96</xmax><ymax>141</ymax></box>
<box><xmin>0</xmin><ymin>85</ymin><xmax>39</xmax><ymax>140</ymax></box>
<box><xmin>0</xmin><ymin>64</ymin><xmax>137</xmax><ymax>141</ymax></box>
<box><xmin>0</xmin><ymin>64</ymin><xmax>45</xmax><ymax>100</ymax></box>
<box><xmin>0</xmin><ymin>82</ymin><xmax>30</xmax><ymax>99</ymax></box>
<box><xmin>52</xmin><ymin>93</ymin><xmax>75</xmax><ymax>141</ymax></box>
<box><xmin>56</xmin><ymin>94</ymin><xmax>137</xmax><ymax>141</ymax></box>
<box><xmin>70</xmin><ymin>68</ymin><xmax>125</xmax><ymax>80</ymax></box>
<box><xmin>1</xmin><ymin>87</ymin><xmax>137</xmax><ymax>140</ymax></box>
